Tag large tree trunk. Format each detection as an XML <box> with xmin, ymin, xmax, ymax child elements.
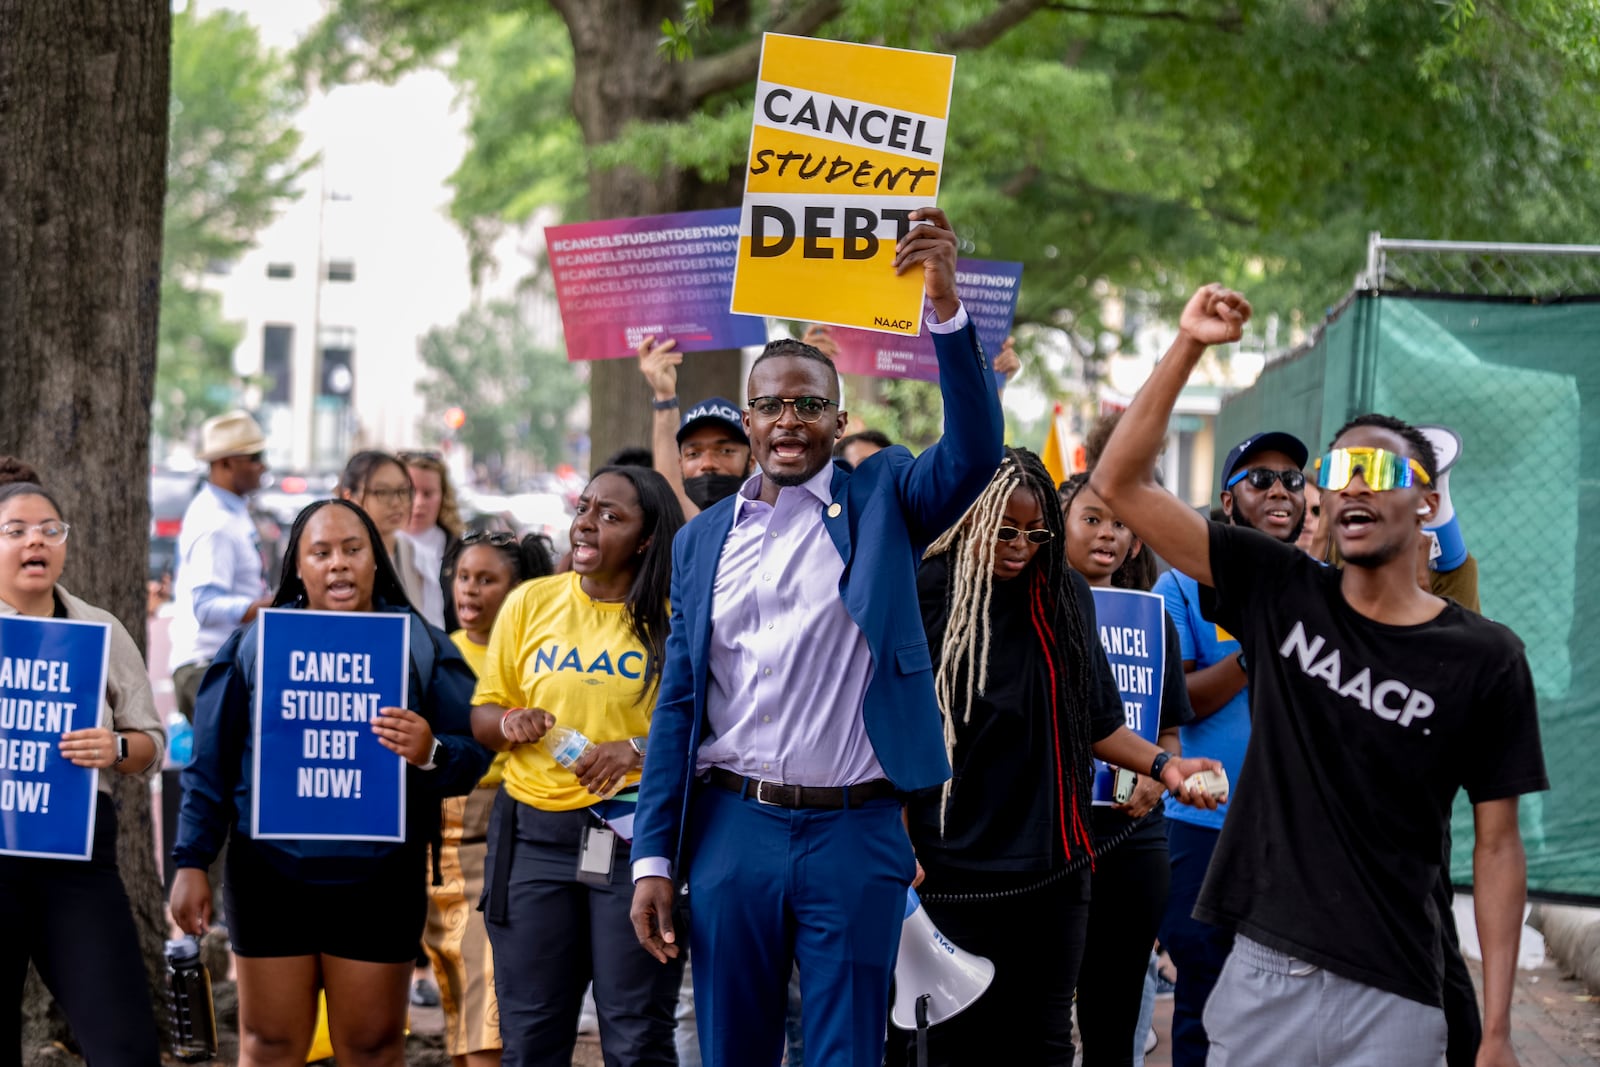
<box><xmin>552</xmin><ymin>0</ymin><xmax>745</xmax><ymax>468</ymax></box>
<box><xmin>0</xmin><ymin>0</ymin><xmax>171</xmax><ymax>1057</ymax></box>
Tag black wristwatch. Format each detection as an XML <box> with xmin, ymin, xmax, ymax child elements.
<box><xmin>651</xmin><ymin>396</ymin><xmax>680</xmax><ymax>411</ymax></box>
<box><xmin>628</xmin><ymin>735</ymin><xmax>648</xmax><ymax>757</ymax></box>
<box><xmin>1236</xmin><ymin>650</ymin><xmax>1248</xmax><ymax>673</ymax></box>
<box><xmin>1150</xmin><ymin>750</ymin><xmax>1173</xmax><ymax>785</ymax></box>
<box><xmin>113</xmin><ymin>734</ymin><xmax>129</xmax><ymax>766</ymax></box>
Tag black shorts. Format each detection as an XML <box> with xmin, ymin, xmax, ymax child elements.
<box><xmin>223</xmin><ymin>837</ymin><xmax>427</xmax><ymax>964</ymax></box>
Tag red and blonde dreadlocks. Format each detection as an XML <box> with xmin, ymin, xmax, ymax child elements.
<box><xmin>923</xmin><ymin>448</ymin><xmax>1100</xmax><ymax>864</ymax></box>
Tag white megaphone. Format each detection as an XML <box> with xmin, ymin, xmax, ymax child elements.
<box><xmin>1417</xmin><ymin>424</ymin><xmax>1466</xmax><ymax>572</ymax></box>
<box><xmin>889</xmin><ymin>887</ymin><xmax>996</xmax><ymax>1030</ymax></box>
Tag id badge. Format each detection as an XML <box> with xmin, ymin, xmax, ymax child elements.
<box><xmin>577</xmin><ymin>825</ymin><xmax>617</xmax><ymax>886</ymax></box>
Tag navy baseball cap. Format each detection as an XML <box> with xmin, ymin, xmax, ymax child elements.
<box><xmin>677</xmin><ymin>397</ymin><xmax>749</xmax><ymax>447</ymax></box>
<box><xmin>1221</xmin><ymin>431</ymin><xmax>1309</xmax><ymax>495</ymax></box>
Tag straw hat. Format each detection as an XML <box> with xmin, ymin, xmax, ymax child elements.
<box><xmin>196</xmin><ymin>410</ymin><xmax>267</xmax><ymax>461</ymax></box>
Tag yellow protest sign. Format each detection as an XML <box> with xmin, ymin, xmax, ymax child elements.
<box><xmin>730</xmin><ymin>34</ymin><xmax>956</xmax><ymax>336</ymax></box>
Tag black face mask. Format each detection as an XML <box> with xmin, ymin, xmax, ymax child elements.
<box><xmin>683</xmin><ymin>472</ymin><xmax>746</xmax><ymax>510</ymax></box>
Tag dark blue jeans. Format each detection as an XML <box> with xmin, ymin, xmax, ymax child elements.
<box><xmin>1160</xmin><ymin>820</ymin><xmax>1234</xmax><ymax>1067</ymax></box>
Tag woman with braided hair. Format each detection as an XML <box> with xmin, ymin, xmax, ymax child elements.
<box><xmin>889</xmin><ymin>448</ymin><xmax>1219</xmax><ymax>1067</ymax></box>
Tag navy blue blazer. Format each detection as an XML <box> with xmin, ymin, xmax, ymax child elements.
<box><xmin>632</xmin><ymin>318</ymin><xmax>1005</xmax><ymax>872</ymax></box>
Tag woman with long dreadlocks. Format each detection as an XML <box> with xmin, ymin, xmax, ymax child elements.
<box><xmin>891</xmin><ymin>448</ymin><xmax>1219</xmax><ymax>1067</ymax></box>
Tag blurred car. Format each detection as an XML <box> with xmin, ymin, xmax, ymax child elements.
<box><xmin>254</xmin><ymin>470</ymin><xmax>335</xmax><ymax>528</ymax></box>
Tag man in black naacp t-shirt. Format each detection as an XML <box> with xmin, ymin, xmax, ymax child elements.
<box><xmin>1092</xmin><ymin>284</ymin><xmax>1546</xmax><ymax>1067</ymax></box>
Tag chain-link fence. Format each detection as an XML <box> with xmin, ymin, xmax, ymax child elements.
<box><xmin>1218</xmin><ymin>238</ymin><xmax>1600</xmax><ymax>902</ymax></box>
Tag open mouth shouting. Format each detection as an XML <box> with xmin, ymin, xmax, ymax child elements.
<box><xmin>767</xmin><ymin>434</ymin><xmax>810</xmax><ymax>467</ymax></box>
<box><xmin>1336</xmin><ymin>503</ymin><xmax>1379</xmax><ymax>540</ymax></box>
<box><xmin>322</xmin><ymin>576</ymin><xmax>361</xmax><ymax>607</ymax></box>
<box><xmin>570</xmin><ymin>538</ymin><xmax>600</xmax><ymax>569</ymax></box>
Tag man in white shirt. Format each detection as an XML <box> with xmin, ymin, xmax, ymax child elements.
<box><xmin>168</xmin><ymin>411</ymin><xmax>273</xmax><ymax>720</ymax></box>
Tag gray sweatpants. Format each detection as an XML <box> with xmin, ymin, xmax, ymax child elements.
<box><xmin>1204</xmin><ymin>937</ymin><xmax>1447</xmax><ymax>1067</ymax></box>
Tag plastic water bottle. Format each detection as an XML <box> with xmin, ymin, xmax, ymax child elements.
<box><xmin>541</xmin><ymin>724</ymin><xmax>593</xmax><ymax>768</ymax></box>
<box><xmin>164</xmin><ymin>936</ymin><xmax>217</xmax><ymax>1063</ymax></box>
<box><xmin>166</xmin><ymin>711</ymin><xmax>194</xmax><ymax>768</ymax></box>
<box><xmin>540</xmin><ymin>724</ymin><xmax>624</xmax><ymax>798</ymax></box>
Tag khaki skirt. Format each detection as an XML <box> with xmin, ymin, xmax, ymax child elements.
<box><xmin>423</xmin><ymin>783</ymin><xmax>502</xmax><ymax>1055</ymax></box>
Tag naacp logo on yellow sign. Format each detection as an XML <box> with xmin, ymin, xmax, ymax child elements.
<box><xmin>730</xmin><ymin>34</ymin><xmax>956</xmax><ymax>336</ymax></box>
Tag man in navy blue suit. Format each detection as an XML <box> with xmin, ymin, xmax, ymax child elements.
<box><xmin>629</xmin><ymin>207</ymin><xmax>1005</xmax><ymax>1067</ymax></box>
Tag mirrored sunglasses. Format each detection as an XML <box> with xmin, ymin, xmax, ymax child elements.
<box><xmin>1314</xmin><ymin>447</ymin><xmax>1431</xmax><ymax>492</ymax></box>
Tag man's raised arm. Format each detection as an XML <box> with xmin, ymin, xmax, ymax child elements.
<box><xmin>895</xmin><ymin>207</ymin><xmax>1005</xmax><ymax>536</ymax></box>
<box><xmin>1091</xmin><ymin>284</ymin><xmax>1252</xmax><ymax>585</ymax></box>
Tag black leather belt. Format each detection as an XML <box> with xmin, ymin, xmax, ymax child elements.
<box><xmin>707</xmin><ymin>767</ymin><xmax>897</xmax><ymax>810</ymax></box>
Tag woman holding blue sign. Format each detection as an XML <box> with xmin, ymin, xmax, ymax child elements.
<box><xmin>892</xmin><ymin>449</ymin><xmax>1218</xmax><ymax>1067</ymax></box>
<box><xmin>1059</xmin><ymin>472</ymin><xmax>1195</xmax><ymax>1067</ymax></box>
<box><xmin>0</xmin><ymin>481</ymin><xmax>164</xmax><ymax>1064</ymax></box>
<box><xmin>469</xmin><ymin>466</ymin><xmax>685</xmax><ymax>1067</ymax></box>
<box><xmin>172</xmin><ymin>498</ymin><xmax>490</xmax><ymax>1066</ymax></box>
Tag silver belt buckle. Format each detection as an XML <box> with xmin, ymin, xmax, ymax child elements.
<box><xmin>755</xmin><ymin>778</ymin><xmax>785</xmax><ymax>805</ymax></box>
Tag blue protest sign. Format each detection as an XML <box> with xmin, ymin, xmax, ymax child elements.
<box><xmin>0</xmin><ymin>616</ymin><xmax>108</xmax><ymax>860</ymax></box>
<box><xmin>1090</xmin><ymin>588</ymin><xmax>1165</xmax><ymax>805</ymax></box>
<box><xmin>251</xmin><ymin>610</ymin><xmax>409</xmax><ymax>841</ymax></box>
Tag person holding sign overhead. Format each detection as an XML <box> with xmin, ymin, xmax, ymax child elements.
<box><xmin>172</xmin><ymin>498</ymin><xmax>489</xmax><ymax>1066</ymax></box>
<box><xmin>888</xmin><ymin>449</ymin><xmax>1218</xmax><ymax>1067</ymax></box>
<box><xmin>470</xmin><ymin>466</ymin><xmax>685</xmax><ymax>1067</ymax></box>
<box><xmin>0</xmin><ymin>480</ymin><xmax>164</xmax><ymax>1064</ymax></box>
<box><xmin>630</xmin><ymin>207</ymin><xmax>996</xmax><ymax>1067</ymax></box>
<box><xmin>1058</xmin><ymin>471</ymin><xmax>1195</xmax><ymax>1067</ymax></box>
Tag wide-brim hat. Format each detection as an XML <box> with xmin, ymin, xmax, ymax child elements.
<box><xmin>197</xmin><ymin>410</ymin><xmax>267</xmax><ymax>461</ymax></box>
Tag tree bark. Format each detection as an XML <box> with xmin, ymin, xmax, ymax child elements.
<box><xmin>551</xmin><ymin>0</ymin><xmax>746</xmax><ymax>468</ymax></box>
<box><xmin>0</xmin><ymin>0</ymin><xmax>171</xmax><ymax>1055</ymax></box>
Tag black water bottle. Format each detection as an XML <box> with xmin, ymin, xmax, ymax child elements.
<box><xmin>164</xmin><ymin>936</ymin><xmax>217</xmax><ymax>1063</ymax></box>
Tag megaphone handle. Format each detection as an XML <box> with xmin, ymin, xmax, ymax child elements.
<box><xmin>915</xmin><ymin>993</ymin><xmax>931</xmax><ymax>1067</ymax></box>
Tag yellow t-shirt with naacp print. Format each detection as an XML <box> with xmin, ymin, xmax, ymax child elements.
<box><xmin>450</xmin><ymin>629</ymin><xmax>511</xmax><ymax>788</ymax></box>
<box><xmin>471</xmin><ymin>572</ymin><xmax>658</xmax><ymax>811</ymax></box>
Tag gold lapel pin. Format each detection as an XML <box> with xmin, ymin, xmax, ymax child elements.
<box><xmin>826</xmin><ymin>503</ymin><xmax>842</xmax><ymax>519</ymax></box>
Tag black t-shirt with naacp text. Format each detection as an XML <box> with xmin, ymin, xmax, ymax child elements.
<box><xmin>1195</xmin><ymin>523</ymin><xmax>1547</xmax><ymax>1007</ymax></box>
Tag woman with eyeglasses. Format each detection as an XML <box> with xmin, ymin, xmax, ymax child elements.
<box><xmin>340</xmin><ymin>451</ymin><xmax>431</xmax><ymax>613</ymax></box>
<box><xmin>889</xmin><ymin>449</ymin><xmax>1219</xmax><ymax>1067</ymax></box>
<box><xmin>1058</xmin><ymin>472</ymin><xmax>1196</xmax><ymax>1067</ymax></box>
<box><xmin>171</xmin><ymin>499</ymin><xmax>490</xmax><ymax>1065</ymax></box>
<box><xmin>399</xmin><ymin>451</ymin><xmax>465</xmax><ymax>631</ymax></box>
<box><xmin>469</xmin><ymin>466</ymin><xmax>685</xmax><ymax>1066</ymax></box>
<box><xmin>422</xmin><ymin>530</ymin><xmax>555</xmax><ymax>1067</ymax></box>
<box><xmin>0</xmin><ymin>481</ymin><xmax>165</xmax><ymax>1063</ymax></box>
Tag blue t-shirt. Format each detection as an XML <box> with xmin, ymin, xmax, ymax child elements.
<box><xmin>1155</xmin><ymin>568</ymin><xmax>1249</xmax><ymax>830</ymax></box>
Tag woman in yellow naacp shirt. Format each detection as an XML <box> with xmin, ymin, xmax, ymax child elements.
<box><xmin>470</xmin><ymin>467</ymin><xmax>684</xmax><ymax>1066</ymax></box>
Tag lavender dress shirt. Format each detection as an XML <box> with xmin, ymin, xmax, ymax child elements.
<box><xmin>694</xmin><ymin>463</ymin><xmax>885</xmax><ymax>787</ymax></box>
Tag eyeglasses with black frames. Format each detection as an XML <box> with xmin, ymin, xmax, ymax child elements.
<box><xmin>747</xmin><ymin>396</ymin><xmax>837</xmax><ymax>424</ymax></box>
